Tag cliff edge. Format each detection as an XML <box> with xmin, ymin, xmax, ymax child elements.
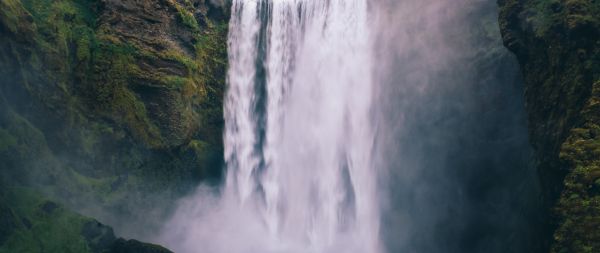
<box><xmin>498</xmin><ymin>0</ymin><xmax>600</xmax><ymax>252</ymax></box>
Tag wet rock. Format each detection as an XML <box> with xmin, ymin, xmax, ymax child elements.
<box><xmin>81</xmin><ymin>220</ymin><xmax>117</xmax><ymax>253</ymax></box>
<box><xmin>80</xmin><ymin>219</ymin><xmax>174</xmax><ymax>253</ymax></box>
<box><xmin>109</xmin><ymin>238</ymin><xmax>173</xmax><ymax>253</ymax></box>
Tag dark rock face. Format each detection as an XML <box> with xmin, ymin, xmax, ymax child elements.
<box><xmin>81</xmin><ymin>220</ymin><xmax>173</xmax><ymax>253</ymax></box>
<box><xmin>0</xmin><ymin>187</ymin><xmax>173</xmax><ymax>253</ymax></box>
<box><xmin>0</xmin><ymin>0</ymin><xmax>229</xmax><ymax>250</ymax></box>
<box><xmin>498</xmin><ymin>0</ymin><xmax>600</xmax><ymax>252</ymax></box>
<box><xmin>0</xmin><ymin>202</ymin><xmax>18</xmax><ymax>245</ymax></box>
<box><xmin>109</xmin><ymin>238</ymin><xmax>173</xmax><ymax>253</ymax></box>
<box><xmin>81</xmin><ymin>220</ymin><xmax>117</xmax><ymax>253</ymax></box>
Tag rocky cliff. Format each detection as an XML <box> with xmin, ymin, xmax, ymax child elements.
<box><xmin>0</xmin><ymin>0</ymin><xmax>229</xmax><ymax>251</ymax></box>
<box><xmin>498</xmin><ymin>0</ymin><xmax>600</xmax><ymax>252</ymax></box>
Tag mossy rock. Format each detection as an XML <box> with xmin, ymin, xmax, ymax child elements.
<box><xmin>0</xmin><ymin>187</ymin><xmax>174</xmax><ymax>253</ymax></box>
<box><xmin>109</xmin><ymin>239</ymin><xmax>173</xmax><ymax>253</ymax></box>
<box><xmin>498</xmin><ymin>0</ymin><xmax>600</xmax><ymax>251</ymax></box>
<box><xmin>0</xmin><ymin>0</ymin><xmax>229</xmax><ymax>245</ymax></box>
<box><xmin>0</xmin><ymin>187</ymin><xmax>97</xmax><ymax>253</ymax></box>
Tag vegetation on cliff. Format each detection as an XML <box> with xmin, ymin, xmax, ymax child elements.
<box><xmin>0</xmin><ymin>187</ymin><xmax>173</xmax><ymax>253</ymax></box>
<box><xmin>498</xmin><ymin>0</ymin><xmax>600</xmax><ymax>252</ymax></box>
<box><xmin>0</xmin><ymin>0</ymin><xmax>229</xmax><ymax>250</ymax></box>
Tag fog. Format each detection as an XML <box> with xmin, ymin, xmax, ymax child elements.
<box><xmin>371</xmin><ymin>0</ymin><xmax>543</xmax><ymax>252</ymax></box>
<box><xmin>0</xmin><ymin>0</ymin><xmax>546</xmax><ymax>252</ymax></box>
<box><xmin>159</xmin><ymin>0</ymin><xmax>379</xmax><ymax>252</ymax></box>
<box><xmin>156</xmin><ymin>1</ymin><xmax>544</xmax><ymax>252</ymax></box>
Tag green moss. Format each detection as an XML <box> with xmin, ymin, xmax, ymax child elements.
<box><xmin>162</xmin><ymin>49</ymin><xmax>199</xmax><ymax>72</ymax></box>
<box><xmin>499</xmin><ymin>0</ymin><xmax>600</xmax><ymax>251</ymax></box>
<box><xmin>75</xmin><ymin>26</ymin><xmax>93</xmax><ymax>61</ymax></box>
<box><xmin>0</xmin><ymin>0</ymin><xmax>229</xmax><ymax>246</ymax></box>
<box><xmin>194</xmin><ymin>19</ymin><xmax>228</xmax><ymax>145</ymax></box>
<box><xmin>563</xmin><ymin>0</ymin><xmax>600</xmax><ymax>30</ymax></box>
<box><xmin>554</xmin><ymin>174</ymin><xmax>600</xmax><ymax>252</ymax></box>
<box><xmin>509</xmin><ymin>0</ymin><xmax>600</xmax><ymax>38</ymax></box>
<box><xmin>0</xmin><ymin>188</ymin><xmax>93</xmax><ymax>253</ymax></box>
<box><xmin>4</xmin><ymin>110</ymin><xmax>50</xmax><ymax>156</ymax></box>
<box><xmin>0</xmin><ymin>129</ymin><xmax>17</xmax><ymax>152</ymax></box>
<box><xmin>527</xmin><ymin>0</ymin><xmax>559</xmax><ymax>37</ymax></box>
<box><xmin>18</xmin><ymin>0</ymin><xmax>96</xmax><ymax>64</ymax></box>
<box><xmin>553</xmin><ymin>83</ymin><xmax>600</xmax><ymax>253</ymax></box>
<box><xmin>0</xmin><ymin>0</ymin><xmax>30</xmax><ymax>34</ymax></box>
<box><xmin>89</xmin><ymin>40</ymin><xmax>164</xmax><ymax>148</ymax></box>
<box><xmin>187</xmin><ymin>139</ymin><xmax>214</xmax><ymax>162</ymax></box>
<box><xmin>163</xmin><ymin>75</ymin><xmax>192</xmax><ymax>89</ymax></box>
<box><xmin>172</xmin><ymin>1</ymin><xmax>199</xmax><ymax>31</ymax></box>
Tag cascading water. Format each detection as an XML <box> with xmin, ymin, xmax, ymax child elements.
<box><xmin>160</xmin><ymin>0</ymin><xmax>380</xmax><ymax>252</ymax></box>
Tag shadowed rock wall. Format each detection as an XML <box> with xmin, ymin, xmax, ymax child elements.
<box><xmin>498</xmin><ymin>0</ymin><xmax>600</xmax><ymax>251</ymax></box>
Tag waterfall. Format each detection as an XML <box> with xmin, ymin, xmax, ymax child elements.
<box><xmin>224</xmin><ymin>0</ymin><xmax>379</xmax><ymax>251</ymax></box>
<box><xmin>160</xmin><ymin>0</ymin><xmax>379</xmax><ymax>252</ymax></box>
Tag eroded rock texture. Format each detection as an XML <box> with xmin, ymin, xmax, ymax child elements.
<box><xmin>0</xmin><ymin>0</ymin><xmax>229</xmax><ymax>251</ymax></box>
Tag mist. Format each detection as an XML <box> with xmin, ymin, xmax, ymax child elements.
<box><xmin>158</xmin><ymin>0</ymin><xmax>379</xmax><ymax>252</ymax></box>
<box><xmin>0</xmin><ymin>0</ymin><xmax>549</xmax><ymax>252</ymax></box>
<box><xmin>157</xmin><ymin>0</ymin><xmax>544</xmax><ymax>252</ymax></box>
<box><xmin>371</xmin><ymin>0</ymin><xmax>542</xmax><ymax>252</ymax></box>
